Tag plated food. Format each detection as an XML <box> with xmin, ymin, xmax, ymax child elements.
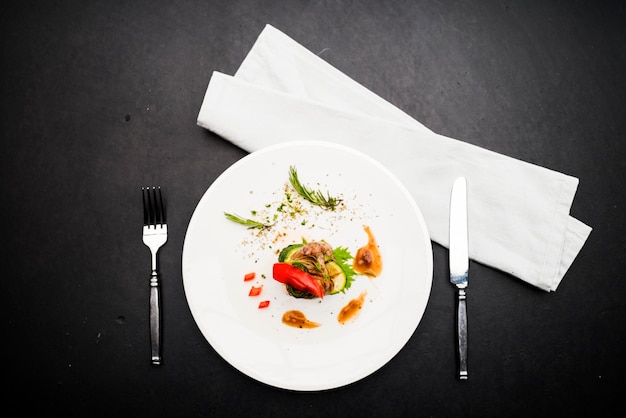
<box><xmin>182</xmin><ymin>141</ymin><xmax>432</xmax><ymax>391</ymax></box>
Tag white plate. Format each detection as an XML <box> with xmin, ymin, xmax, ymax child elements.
<box><xmin>182</xmin><ymin>141</ymin><xmax>432</xmax><ymax>391</ymax></box>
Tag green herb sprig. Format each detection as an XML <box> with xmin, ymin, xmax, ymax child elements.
<box><xmin>332</xmin><ymin>246</ymin><xmax>357</xmax><ymax>292</ymax></box>
<box><xmin>288</xmin><ymin>166</ymin><xmax>342</xmax><ymax>211</ymax></box>
<box><xmin>224</xmin><ymin>212</ymin><xmax>273</xmax><ymax>229</ymax></box>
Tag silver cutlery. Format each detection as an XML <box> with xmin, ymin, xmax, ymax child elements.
<box><xmin>142</xmin><ymin>186</ymin><xmax>168</xmax><ymax>365</ymax></box>
<box><xmin>449</xmin><ymin>177</ymin><xmax>469</xmax><ymax>379</ymax></box>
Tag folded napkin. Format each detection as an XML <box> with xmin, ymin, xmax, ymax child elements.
<box><xmin>197</xmin><ymin>24</ymin><xmax>591</xmax><ymax>291</ymax></box>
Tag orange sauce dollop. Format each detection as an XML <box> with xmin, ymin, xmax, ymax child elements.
<box><xmin>282</xmin><ymin>310</ymin><xmax>320</xmax><ymax>329</ymax></box>
<box><xmin>337</xmin><ymin>291</ymin><xmax>367</xmax><ymax>324</ymax></box>
<box><xmin>353</xmin><ymin>225</ymin><xmax>383</xmax><ymax>277</ymax></box>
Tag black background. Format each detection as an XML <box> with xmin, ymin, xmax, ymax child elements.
<box><xmin>3</xmin><ymin>0</ymin><xmax>625</xmax><ymax>416</ymax></box>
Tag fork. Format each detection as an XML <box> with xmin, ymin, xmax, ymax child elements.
<box><xmin>142</xmin><ymin>186</ymin><xmax>167</xmax><ymax>365</ymax></box>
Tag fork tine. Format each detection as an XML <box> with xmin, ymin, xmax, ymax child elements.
<box><xmin>150</xmin><ymin>187</ymin><xmax>156</xmax><ymax>226</ymax></box>
<box><xmin>149</xmin><ymin>187</ymin><xmax>157</xmax><ymax>226</ymax></box>
<box><xmin>156</xmin><ymin>187</ymin><xmax>166</xmax><ymax>225</ymax></box>
<box><xmin>142</xmin><ymin>187</ymin><xmax>149</xmax><ymax>226</ymax></box>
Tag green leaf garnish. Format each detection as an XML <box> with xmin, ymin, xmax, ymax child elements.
<box><xmin>288</xmin><ymin>166</ymin><xmax>341</xmax><ymax>210</ymax></box>
<box><xmin>333</xmin><ymin>246</ymin><xmax>357</xmax><ymax>292</ymax></box>
<box><xmin>224</xmin><ymin>212</ymin><xmax>273</xmax><ymax>229</ymax></box>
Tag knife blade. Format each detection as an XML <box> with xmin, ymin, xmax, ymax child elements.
<box><xmin>449</xmin><ymin>176</ymin><xmax>468</xmax><ymax>380</ymax></box>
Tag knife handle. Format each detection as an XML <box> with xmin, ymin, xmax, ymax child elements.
<box><xmin>150</xmin><ymin>271</ymin><xmax>161</xmax><ymax>365</ymax></box>
<box><xmin>457</xmin><ymin>288</ymin><xmax>468</xmax><ymax>379</ymax></box>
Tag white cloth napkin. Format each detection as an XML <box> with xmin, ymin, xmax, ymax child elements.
<box><xmin>197</xmin><ymin>24</ymin><xmax>591</xmax><ymax>291</ymax></box>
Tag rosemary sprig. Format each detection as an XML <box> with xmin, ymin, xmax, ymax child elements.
<box><xmin>224</xmin><ymin>212</ymin><xmax>273</xmax><ymax>229</ymax></box>
<box><xmin>288</xmin><ymin>166</ymin><xmax>342</xmax><ymax>210</ymax></box>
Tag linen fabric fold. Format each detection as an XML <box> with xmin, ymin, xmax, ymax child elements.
<box><xmin>197</xmin><ymin>24</ymin><xmax>591</xmax><ymax>291</ymax></box>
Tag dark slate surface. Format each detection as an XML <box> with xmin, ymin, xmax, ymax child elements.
<box><xmin>3</xmin><ymin>0</ymin><xmax>625</xmax><ymax>416</ymax></box>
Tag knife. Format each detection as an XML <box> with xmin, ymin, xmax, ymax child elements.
<box><xmin>449</xmin><ymin>176</ymin><xmax>469</xmax><ymax>380</ymax></box>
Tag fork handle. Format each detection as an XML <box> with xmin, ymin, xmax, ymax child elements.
<box><xmin>150</xmin><ymin>271</ymin><xmax>161</xmax><ymax>365</ymax></box>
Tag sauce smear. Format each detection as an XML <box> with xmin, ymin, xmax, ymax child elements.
<box><xmin>337</xmin><ymin>291</ymin><xmax>367</xmax><ymax>324</ymax></box>
<box><xmin>353</xmin><ymin>225</ymin><xmax>383</xmax><ymax>277</ymax></box>
<box><xmin>282</xmin><ymin>310</ymin><xmax>320</xmax><ymax>329</ymax></box>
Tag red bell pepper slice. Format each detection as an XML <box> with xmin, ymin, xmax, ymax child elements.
<box><xmin>258</xmin><ymin>300</ymin><xmax>270</xmax><ymax>309</ymax></box>
<box><xmin>248</xmin><ymin>285</ymin><xmax>262</xmax><ymax>296</ymax></box>
<box><xmin>272</xmin><ymin>263</ymin><xmax>324</xmax><ymax>299</ymax></box>
<box><xmin>243</xmin><ymin>272</ymin><xmax>256</xmax><ymax>281</ymax></box>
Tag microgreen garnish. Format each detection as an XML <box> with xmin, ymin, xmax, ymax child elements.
<box><xmin>288</xmin><ymin>166</ymin><xmax>342</xmax><ymax>210</ymax></box>
<box><xmin>333</xmin><ymin>246</ymin><xmax>357</xmax><ymax>292</ymax></box>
